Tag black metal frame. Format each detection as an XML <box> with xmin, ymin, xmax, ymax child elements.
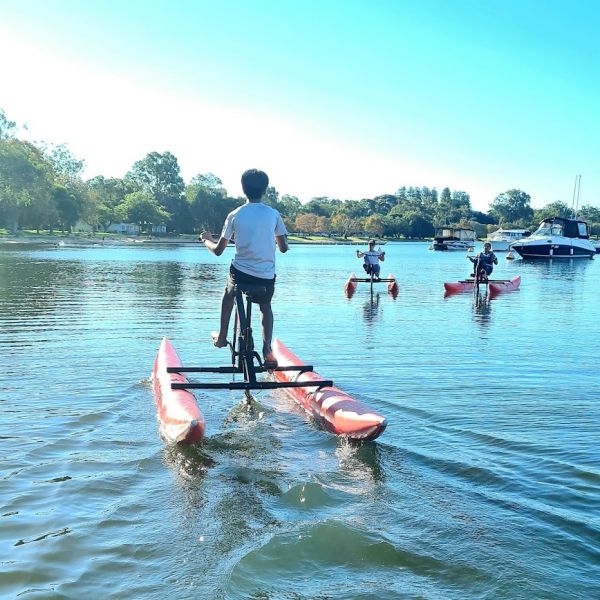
<box><xmin>472</xmin><ymin>260</ymin><xmax>490</xmax><ymax>299</ymax></box>
<box><xmin>169</xmin><ymin>287</ymin><xmax>333</xmax><ymax>395</ymax></box>
<box><xmin>349</xmin><ymin>273</ymin><xmax>395</xmax><ymax>296</ymax></box>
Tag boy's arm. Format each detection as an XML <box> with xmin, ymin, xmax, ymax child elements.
<box><xmin>276</xmin><ymin>234</ymin><xmax>289</xmax><ymax>253</ymax></box>
<box><xmin>200</xmin><ymin>231</ymin><xmax>229</xmax><ymax>256</ymax></box>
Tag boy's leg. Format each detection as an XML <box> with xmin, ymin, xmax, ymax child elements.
<box><xmin>212</xmin><ymin>284</ymin><xmax>235</xmax><ymax>347</ymax></box>
<box><xmin>258</xmin><ymin>302</ymin><xmax>274</xmax><ymax>356</ymax></box>
<box><xmin>258</xmin><ymin>302</ymin><xmax>277</xmax><ymax>369</ymax></box>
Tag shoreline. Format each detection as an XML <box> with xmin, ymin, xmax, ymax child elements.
<box><xmin>0</xmin><ymin>234</ymin><xmax>428</xmax><ymax>246</ymax></box>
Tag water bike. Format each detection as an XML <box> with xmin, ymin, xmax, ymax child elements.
<box><xmin>344</xmin><ymin>271</ymin><xmax>399</xmax><ymax>298</ymax></box>
<box><xmin>152</xmin><ymin>284</ymin><xmax>387</xmax><ymax>443</ymax></box>
<box><xmin>444</xmin><ymin>275</ymin><xmax>521</xmax><ymax>297</ymax></box>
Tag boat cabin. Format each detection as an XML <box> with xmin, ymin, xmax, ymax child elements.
<box><xmin>533</xmin><ymin>217</ymin><xmax>590</xmax><ymax>239</ymax></box>
<box><xmin>434</xmin><ymin>227</ymin><xmax>476</xmax><ymax>242</ymax></box>
<box><xmin>431</xmin><ymin>227</ymin><xmax>476</xmax><ymax>251</ymax></box>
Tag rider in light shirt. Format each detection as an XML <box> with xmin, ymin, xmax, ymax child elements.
<box><xmin>200</xmin><ymin>169</ymin><xmax>288</xmax><ymax>370</ymax></box>
<box><xmin>356</xmin><ymin>240</ymin><xmax>385</xmax><ymax>280</ymax></box>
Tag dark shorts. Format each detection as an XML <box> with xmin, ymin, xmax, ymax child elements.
<box><xmin>226</xmin><ymin>264</ymin><xmax>275</xmax><ymax>304</ymax></box>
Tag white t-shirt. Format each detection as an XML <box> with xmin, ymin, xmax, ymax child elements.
<box><xmin>363</xmin><ymin>250</ymin><xmax>382</xmax><ymax>265</ymax></box>
<box><xmin>221</xmin><ymin>202</ymin><xmax>288</xmax><ymax>279</ymax></box>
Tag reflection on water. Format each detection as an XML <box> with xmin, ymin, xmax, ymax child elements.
<box><xmin>472</xmin><ymin>290</ymin><xmax>492</xmax><ymax>328</ymax></box>
<box><xmin>520</xmin><ymin>256</ymin><xmax>594</xmax><ymax>281</ymax></box>
<box><xmin>362</xmin><ymin>293</ymin><xmax>382</xmax><ymax>323</ymax></box>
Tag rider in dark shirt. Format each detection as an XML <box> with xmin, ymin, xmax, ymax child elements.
<box><xmin>468</xmin><ymin>242</ymin><xmax>498</xmax><ymax>280</ymax></box>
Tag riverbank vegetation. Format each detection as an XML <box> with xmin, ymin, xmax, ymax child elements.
<box><xmin>2</xmin><ymin>108</ymin><xmax>599</xmax><ymax>240</ymax></box>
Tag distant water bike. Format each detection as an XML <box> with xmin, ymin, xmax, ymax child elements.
<box><xmin>444</xmin><ymin>275</ymin><xmax>521</xmax><ymax>297</ymax></box>
<box><xmin>444</xmin><ymin>247</ymin><xmax>520</xmax><ymax>298</ymax></box>
<box><xmin>152</xmin><ymin>283</ymin><xmax>387</xmax><ymax>443</ymax></box>
<box><xmin>344</xmin><ymin>271</ymin><xmax>399</xmax><ymax>298</ymax></box>
<box><xmin>345</xmin><ymin>244</ymin><xmax>399</xmax><ymax>297</ymax></box>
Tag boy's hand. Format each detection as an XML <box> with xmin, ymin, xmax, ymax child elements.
<box><xmin>200</xmin><ymin>231</ymin><xmax>214</xmax><ymax>242</ymax></box>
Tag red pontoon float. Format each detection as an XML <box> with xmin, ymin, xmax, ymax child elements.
<box><xmin>271</xmin><ymin>339</ymin><xmax>387</xmax><ymax>441</ymax></box>
<box><xmin>444</xmin><ymin>275</ymin><xmax>521</xmax><ymax>295</ymax></box>
<box><xmin>489</xmin><ymin>276</ymin><xmax>521</xmax><ymax>296</ymax></box>
<box><xmin>152</xmin><ymin>337</ymin><xmax>205</xmax><ymax>444</ymax></box>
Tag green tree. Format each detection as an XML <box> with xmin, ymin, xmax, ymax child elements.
<box><xmin>0</xmin><ymin>139</ymin><xmax>53</xmax><ymax>232</ymax></box>
<box><xmin>263</xmin><ymin>186</ymin><xmax>280</xmax><ymax>208</ymax></box>
<box><xmin>85</xmin><ymin>176</ymin><xmax>134</xmax><ymax>231</ymax></box>
<box><xmin>0</xmin><ymin>109</ymin><xmax>17</xmax><ymax>140</ymax></box>
<box><xmin>126</xmin><ymin>151</ymin><xmax>186</xmax><ymax>231</ymax></box>
<box><xmin>43</xmin><ymin>143</ymin><xmax>85</xmax><ymax>185</ymax></box>
<box><xmin>489</xmin><ymin>189</ymin><xmax>533</xmax><ymax>224</ymax></box>
<box><xmin>364</xmin><ymin>214</ymin><xmax>385</xmax><ymax>237</ymax></box>
<box><xmin>189</xmin><ymin>172</ymin><xmax>224</xmax><ymax>191</ymax></box>
<box><xmin>532</xmin><ymin>201</ymin><xmax>572</xmax><ymax>224</ymax></box>
<box><xmin>278</xmin><ymin>194</ymin><xmax>302</xmax><ymax>221</ymax></box>
<box><xmin>53</xmin><ymin>185</ymin><xmax>81</xmax><ymax>232</ymax></box>
<box><xmin>577</xmin><ymin>205</ymin><xmax>600</xmax><ymax>223</ymax></box>
<box><xmin>187</xmin><ymin>178</ymin><xmax>243</xmax><ymax>233</ymax></box>
<box><xmin>303</xmin><ymin>197</ymin><xmax>342</xmax><ymax>217</ymax></box>
<box><xmin>331</xmin><ymin>213</ymin><xmax>359</xmax><ymax>237</ymax></box>
<box><xmin>116</xmin><ymin>191</ymin><xmax>169</xmax><ymax>234</ymax></box>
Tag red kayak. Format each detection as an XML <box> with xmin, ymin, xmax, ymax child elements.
<box><xmin>344</xmin><ymin>273</ymin><xmax>399</xmax><ymax>297</ymax></box>
<box><xmin>152</xmin><ymin>337</ymin><xmax>205</xmax><ymax>444</ymax></box>
<box><xmin>444</xmin><ymin>275</ymin><xmax>521</xmax><ymax>295</ymax></box>
<box><xmin>271</xmin><ymin>339</ymin><xmax>387</xmax><ymax>440</ymax></box>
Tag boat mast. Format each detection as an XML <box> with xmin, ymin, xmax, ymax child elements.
<box><xmin>571</xmin><ymin>174</ymin><xmax>582</xmax><ymax>218</ymax></box>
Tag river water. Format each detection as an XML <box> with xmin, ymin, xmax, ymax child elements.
<box><xmin>1</xmin><ymin>241</ymin><xmax>599</xmax><ymax>599</ymax></box>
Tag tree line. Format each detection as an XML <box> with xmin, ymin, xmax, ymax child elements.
<box><xmin>2</xmin><ymin>108</ymin><xmax>599</xmax><ymax>238</ymax></box>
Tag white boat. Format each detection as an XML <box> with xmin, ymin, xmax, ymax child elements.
<box><xmin>486</xmin><ymin>228</ymin><xmax>531</xmax><ymax>252</ymax></box>
<box><xmin>510</xmin><ymin>217</ymin><xmax>596</xmax><ymax>259</ymax></box>
<box><xmin>430</xmin><ymin>227</ymin><xmax>476</xmax><ymax>251</ymax></box>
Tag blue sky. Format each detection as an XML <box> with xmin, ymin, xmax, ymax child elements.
<box><xmin>1</xmin><ymin>0</ymin><xmax>599</xmax><ymax>211</ymax></box>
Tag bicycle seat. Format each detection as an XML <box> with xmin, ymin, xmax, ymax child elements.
<box><xmin>235</xmin><ymin>283</ymin><xmax>268</xmax><ymax>303</ymax></box>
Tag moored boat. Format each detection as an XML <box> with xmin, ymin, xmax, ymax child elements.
<box><xmin>271</xmin><ymin>339</ymin><xmax>387</xmax><ymax>440</ymax></box>
<box><xmin>510</xmin><ymin>217</ymin><xmax>596</xmax><ymax>259</ymax></box>
<box><xmin>444</xmin><ymin>275</ymin><xmax>521</xmax><ymax>295</ymax></box>
<box><xmin>485</xmin><ymin>228</ymin><xmax>531</xmax><ymax>251</ymax></box>
<box><xmin>430</xmin><ymin>227</ymin><xmax>476</xmax><ymax>251</ymax></box>
<box><xmin>152</xmin><ymin>337</ymin><xmax>205</xmax><ymax>444</ymax></box>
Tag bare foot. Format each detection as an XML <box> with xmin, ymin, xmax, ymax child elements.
<box><xmin>262</xmin><ymin>347</ymin><xmax>278</xmax><ymax>371</ymax></box>
<box><xmin>211</xmin><ymin>331</ymin><xmax>228</xmax><ymax>348</ymax></box>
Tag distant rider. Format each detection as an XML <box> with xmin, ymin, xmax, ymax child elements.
<box><xmin>468</xmin><ymin>242</ymin><xmax>498</xmax><ymax>281</ymax></box>
<box><xmin>356</xmin><ymin>240</ymin><xmax>385</xmax><ymax>280</ymax></box>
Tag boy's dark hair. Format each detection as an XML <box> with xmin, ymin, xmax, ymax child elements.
<box><xmin>241</xmin><ymin>169</ymin><xmax>269</xmax><ymax>201</ymax></box>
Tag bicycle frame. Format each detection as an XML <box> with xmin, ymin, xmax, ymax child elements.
<box><xmin>169</xmin><ymin>285</ymin><xmax>333</xmax><ymax>397</ymax></box>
